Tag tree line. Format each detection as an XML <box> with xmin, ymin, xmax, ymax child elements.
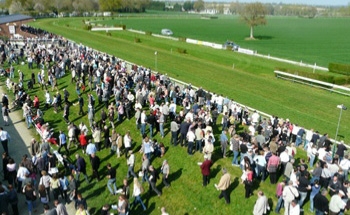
<box><xmin>1</xmin><ymin>0</ymin><xmax>350</xmax><ymax>17</ymax></box>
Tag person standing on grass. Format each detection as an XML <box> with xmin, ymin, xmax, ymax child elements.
<box><xmin>127</xmin><ymin>150</ymin><xmax>137</xmax><ymax>179</ymax></box>
<box><xmin>90</xmin><ymin>153</ymin><xmax>100</xmax><ymax>182</ymax></box>
<box><xmin>161</xmin><ymin>160</ymin><xmax>170</xmax><ymax>187</ymax></box>
<box><xmin>63</xmin><ymin>102</ymin><xmax>70</xmax><ymax>124</ymax></box>
<box><xmin>215</xmin><ymin>168</ymin><xmax>231</xmax><ymax>204</ymax></box>
<box><xmin>106</xmin><ymin>163</ymin><xmax>117</xmax><ymax>195</ymax></box>
<box><xmin>148</xmin><ymin>165</ymin><xmax>161</xmax><ymax>196</ymax></box>
<box><xmin>200</xmin><ymin>155</ymin><xmax>213</xmax><ymax>187</ymax></box>
<box><xmin>130</xmin><ymin>177</ymin><xmax>146</xmax><ymax>211</ymax></box>
<box><xmin>78</xmin><ymin>94</ymin><xmax>84</xmax><ymax>116</ymax></box>
<box><xmin>58</xmin><ymin>130</ymin><xmax>69</xmax><ymax>155</ymax></box>
<box><xmin>253</xmin><ymin>191</ymin><xmax>270</xmax><ymax>215</ymax></box>
<box><xmin>220</xmin><ymin>130</ymin><xmax>228</xmax><ymax>158</ymax></box>
<box><xmin>79</xmin><ymin>131</ymin><xmax>87</xmax><ymax>154</ymax></box>
<box><xmin>75</xmin><ymin>154</ymin><xmax>89</xmax><ymax>184</ymax></box>
<box><xmin>267</xmin><ymin>152</ymin><xmax>280</xmax><ymax>184</ymax></box>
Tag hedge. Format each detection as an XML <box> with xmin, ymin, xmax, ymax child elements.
<box><xmin>276</xmin><ymin>68</ymin><xmax>349</xmax><ymax>85</ymax></box>
<box><xmin>329</xmin><ymin>63</ymin><xmax>350</xmax><ymax>76</ymax></box>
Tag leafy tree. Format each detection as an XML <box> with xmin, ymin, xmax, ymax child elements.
<box><xmin>99</xmin><ymin>0</ymin><xmax>121</xmax><ymax>11</ymax></box>
<box><xmin>173</xmin><ymin>3</ymin><xmax>182</xmax><ymax>12</ymax></box>
<box><xmin>193</xmin><ymin>0</ymin><xmax>204</xmax><ymax>12</ymax></box>
<box><xmin>183</xmin><ymin>1</ymin><xmax>193</xmax><ymax>11</ymax></box>
<box><xmin>239</xmin><ymin>2</ymin><xmax>267</xmax><ymax>39</ymax></box>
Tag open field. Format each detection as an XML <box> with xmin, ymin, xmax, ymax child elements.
<box><xmin>93</xmin><ymin>14</ymin><xmax>350</xmax><ymax>67</ymax></box>
<box><xmin>30</xmin><ymin>17</ymin><xmax>350</xmax><ymax>143</ymax></box>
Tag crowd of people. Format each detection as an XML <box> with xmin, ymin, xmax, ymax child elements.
<box><xmin>0</xmin><ymin>25</ymin><xmax>349</xmax><ymax>215</ymax></box>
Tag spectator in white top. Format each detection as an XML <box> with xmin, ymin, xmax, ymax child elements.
<box><xmin>329</xmin><ymin>190</ymin><xmax>346</xmax><ymax>214</ymax></box>
<box><xmin>339</xmin><ymin>154</ymin><xmax>350</xmax><ymax>177</ymax></box>
<box><xmin>251</xmin><ymin>110</ymin><xmax>260</xmax><ymax>126</ymax></box>
<box><xmin>187</xmin><ymin>129</ymin><xmax>196</xmax><ymax>155</ymax></box>
<box><xmin>140</xmin><ymin>110</ymin><xmax>147</xmax><ymax>136</ymax></box>
<box><xmin>123</xmin><ymin>131</ymin><xmax>132</xmax><ymax>158</ymax></box>
<box><xmin>290</xmin><ymin>124</ymin><xmax>300</xmax><ymax>143</ymax></box>
<box><xmin>16</xmin><ymin>163</ymin><xmax>30</xmax><ymax>193</ymax></box>
<box><xmin>305</xmin><ymin>128</ymin><xmax>314</xmax><ymax>150</ymax></box>
<box><xmin>289</xmin><ymin>199</ymin><xmax>300</xmax><ymax>215</ymax></box>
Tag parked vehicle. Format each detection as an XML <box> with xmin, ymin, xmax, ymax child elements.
<box><xmin>161</xmin><ymin>29</ymin><xmax>173</xmax><ymax>36</ymax></box>
<box><xmin>223</xmin><ymin>41</ymin><xmax>239</xmax><ymax>51</ymax></box>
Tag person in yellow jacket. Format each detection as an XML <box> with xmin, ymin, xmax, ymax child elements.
<box><xmin>215</xmin><ymin>168</ymin><xmax>231</xmax><ymax>204</ymax></box>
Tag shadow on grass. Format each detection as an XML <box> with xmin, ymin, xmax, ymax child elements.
<box><xmin>169</xmin><ymin>168</ymin><xmax>183</xmax><ymax>183</ymax></box>
<box><xmin>253</xmin><ymin>35</ymin><xmax>274</xmax><ymax>40</ymax></box>
<box><xmin>228</xmin><ymin>177</ymin><xmax>239</xmax><ymax>196</ymax></box>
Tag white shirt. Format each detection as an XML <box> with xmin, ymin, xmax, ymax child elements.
<box><xmin>289</xmin><ymin>203</ymin><xmax>300</xmax><ymax>215</ymax></box>
<box><xmin>0</xmin><ymin>130</ymin><xmax>9</xmax><ymax>141</ymax></box>
<box><xmin>17</xmin><ymin>166</ymin><xmax>30</xmax><ymax>181</ymax></box>
<box><xmin>187</xmin><ymin>131</ymin><xmax>196</xmax><ymax>142</ymax></box>
<box><xmin>124</xmin><ymin>135</ymin><xmax>132</xmax><ymax>148</ymax></box>
<box><xmin>141</xmin><ymin>112</ymin><xmax>147</xmax><ymax>124</ymax></box>
<box><xmin>280</xmin><ymin>151</ymin><xmax>290</xmax><ymax>163</ymax></box>
<box><xmin>251</xmin><ymin>112</ymin><xmax>260</xmax><ymax>123</ymax></box>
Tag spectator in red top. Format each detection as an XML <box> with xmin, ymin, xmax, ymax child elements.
<box><xmin>244</xmin><ymin>166</ymin><xmax>254</xmax><ymax>198</ymax></box>
<box><xmin>79</xmin><ymin>131</ymin><xmax>87</xmax><ymax>153</ymax></box>
<box><xmin>200</xmin><ymin>155</ymin><xmax>213</xmax><ymax>186</ymax></box>
<box><xmin>33</xmin><ymin>95</ymin><xmax>40</xmax><ymax>109</ymax></box>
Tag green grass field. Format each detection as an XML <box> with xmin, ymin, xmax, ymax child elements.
<box><xmin>29</xmin><ymin>17</ymin><xmax>350</xmax><ymax>143</ymax></box>
<box><xmin>94</xmin><ymin>14</ymin><xmax>350</xmax><ymax>67</ymax></box>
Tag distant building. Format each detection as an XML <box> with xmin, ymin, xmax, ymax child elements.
<box><xmin>0</xmin><ymin>14</ymin><xmax>34</xmax><ymax>38</ymax></box>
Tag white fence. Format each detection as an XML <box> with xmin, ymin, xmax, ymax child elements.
<box><xmin>274</xmin><ymin>70</ymin><xmax>350</xmax><ymax>96</ymax></box>
<box><xmin>125</xmin><ymin>28</ymin><xmax>329</xmax><ymax>71</ymax></box>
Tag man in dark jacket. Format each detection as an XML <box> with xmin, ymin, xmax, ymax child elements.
<box><xmin>91</xmin><ymin>153</ymin><xmax>100</xmax><ymax>182</ymax></box>
<box><xmin>75</xmin><ymin>154</ymin><xmax>89</xmax><ymax>184</ymax></box>
<box><xmin>148</xmin><ymin>165</ymin><xmax>161</xmax><ymax>196</ymax></box>
<box><xmin>179</xmin><ymin>118</ymin><xmax>191</xmax><ymax>147</ymax></box>
<box><xmin>314</xmin><ymin>188</ymin><xmax>329</xmax><ymax>214</ymax></box>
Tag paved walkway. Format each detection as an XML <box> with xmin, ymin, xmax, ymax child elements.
<box><xmin>0</xmin><ymin>83</ymin><xmax>76</xmax><ymax>215</ymax></box>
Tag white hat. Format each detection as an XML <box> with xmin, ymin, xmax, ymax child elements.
<box><xmin>339</xmin><ymin>190</ymin><xmax>345</xmax><ymax>196</ymax></box>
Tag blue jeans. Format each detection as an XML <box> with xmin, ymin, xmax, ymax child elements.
<box><xmin>309</xmin><ymin>154</ymin><xmax>315</xmax><ymax>168</ymax></box>
<box><xmin>295</xmin><ymin>136</ymin><xmax>302</xmax><ymax>146</ymax></box>
<box><xmin>299</xmin><ymin>191</ymin><xmax>307</xmax><ymax>207</ymax></box>
<box><xmin>107</xmin><ymin>178</ymin><xmax>117</xmax><ymax>195</ymax></box>
<box><xmin>309</xmin><ymin>195</ymin><xmax>316</xmax><ymax>212</ymax></box>
<box><xmin>232</xmin><ymin>151</ymin><xmax>239</xmax><ymax>165</ymax></box>
<box><xmin>159</xmin><ymin>123</ymin><xmax>164</xmax><ymax>137</ymax></box>
<box><xmin>275</xmin><ymin>196</ymin><xmax>284</xmax><ymax>213</ymax></box>
<box><xmin>127</xmin><ymin>165</ymin><xmax>137</xmax><ymax>178</ymax></box>
<box><xmin>26</xmin><ymin>115</ymin><xmax>32</xmax><ymax>128</ymax></box>
<box><xmin>196</xmin><ymin>140</ymin><xmax>202</xmax><ymax>152</ymax></box>
<box><xmin>132</xmin><ymin>195</ymin><xmax>146</xmax><ymax>210</ymax></box>
<box><xmin>26</xmin><ymin>200</ymin><xmax>34</xmax><ymax>213</ymax></box>
<box><xmin>304</xmin><ymin>139</ymin><xmax>309</xmax><ymax>150</ymax></box>
<box><xmin>141</xmin><ymin>123</ymin><xmax>146</xmax><ymax>136</ymax></box>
